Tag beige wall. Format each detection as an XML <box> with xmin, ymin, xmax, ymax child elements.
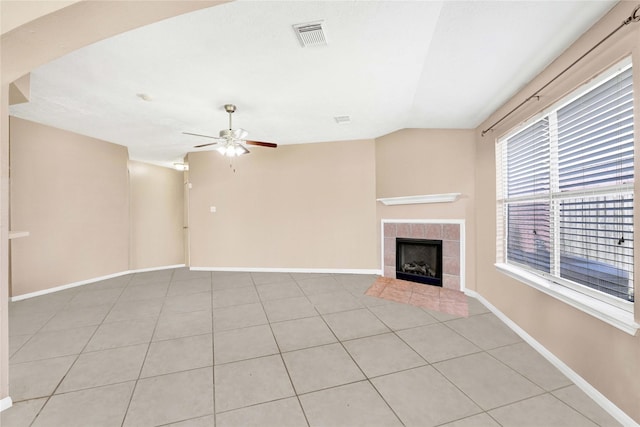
<box><xmin>8</xmin><ymin>121</ymin><xmax>187</xmax><ymax>296</ymax></box>
<box><xmin>0</xmin><ymin>1</ymin><xmax>80</xmax><ymax>35</ymax></box>
<box><xmin>376</xmin><ymin>128</ymin><xmax>476</xmax><ymax>200</ymax></box>
<box><xmin>375</xmin><ymin>129</ymin><xmax>476</xmax><ymax>291</ymax></box>
<box><xmin>474</xmin><ymin>2</ymin><xmax>640</xmax><ymax>422</ymax></box>
<box><xmin>187</xmin><ymin>139</ymin><xmax>378</xmax><ymax>270</ymax></box>
<box><xmin>9</xmin><ymin>117</ymin><xmax>130</xmax><ymax>296</ymax></box>
<box><xmin>129</xmin><ymin>161</ymin><xmax>184</xmax><ymax>270</ymax></box>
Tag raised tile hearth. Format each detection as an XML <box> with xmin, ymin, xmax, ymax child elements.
<box><xmin>365</xmin><ymin>276</ymin><xmax>468</xmax><ymax>317</ymax></box>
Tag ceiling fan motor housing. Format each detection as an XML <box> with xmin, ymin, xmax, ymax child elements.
<box><xmin>219</xmin><ymin>128</ymin><xmax>248</xmax><ymax>139</ymax></box>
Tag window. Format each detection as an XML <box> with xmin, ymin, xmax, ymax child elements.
<box><xmin>496</xmin><ymin>58</ymin><xmax>634</xmax><ymax>321</ymax></box>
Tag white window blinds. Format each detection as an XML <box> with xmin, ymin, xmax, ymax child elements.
<box><xmin>498</xmin><ymin>59</ymin><xmax>634</xmax><ymax>305</ymax></box>
<box><xmin>556</xmin><ymin>66</ymin><xmax>634</xmax><ymax>191</ymax></box>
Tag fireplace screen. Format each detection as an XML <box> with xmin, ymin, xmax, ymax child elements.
<box><xmin>396</xmin><ymin>238</ymin><xmax>443</xmax><ymax>286</ymax></box>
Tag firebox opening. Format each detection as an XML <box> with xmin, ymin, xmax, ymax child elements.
<box><xmin>396</xmin><ymin>238</ymin><xmax>443</xmax><ymax>286</ymax></box>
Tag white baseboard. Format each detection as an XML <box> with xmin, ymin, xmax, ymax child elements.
<box><xmin>10</xmin><ymin>264</ymin><xmax>374</xmax><ymax>301</ymax></box>
<box><xmin>129</xmin><ymin>264</ymin><xmax>186</xmax><ymax>274</ymax></box>
<box><xmin>465</xmin><ymin>289</ymin><xmax>638</xmax><ymax>427</ymax></box>
<box><xmin>0</xmin><ymin>396</ymin><xmax>12</xmax><ymax>412</ymax></box>
<box><xmin>190</xmin><ymin>266</ymin><xmax>382</xmax><ymax>275</ymax></box>
<box><xmin>10</xmin><ymin>264</ymin><xmax>186</xmax><ymax>302</ymax></box>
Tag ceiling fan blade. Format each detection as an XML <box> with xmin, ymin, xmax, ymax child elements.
<box><xmin>193</xmin><ymin>142</ymin><xmax>220</xmax><ymax>148</ymax></box>
<box><xmin>183</xmin><ymin>131</ymin><xmax>219</xmax><ymax>139</ymax></box>
<box><xmin>245</xmin><ymin>140</ymin><xmax>277</xmax><ymax>148</ymax></box>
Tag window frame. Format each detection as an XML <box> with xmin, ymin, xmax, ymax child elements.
<box><xmin>495</xmin><ymin>57</ymin><xmax>639</xmax><ymax>335</ymax></box>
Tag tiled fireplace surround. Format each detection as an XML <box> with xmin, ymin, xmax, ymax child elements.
<box><xmin>383</xmin><ymin>220</ymin><xmax>463</xmax><ymax>291</ymax></box>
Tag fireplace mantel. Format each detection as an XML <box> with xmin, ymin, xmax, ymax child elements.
<box><xmin>377</xmin><ymin>193</ymin><xmax>461</xmax><ymax>206</ymax></box>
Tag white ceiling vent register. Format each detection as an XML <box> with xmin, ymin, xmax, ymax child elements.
<box><xmin>334</xmin><ymin>115</ymin><xmax>351</xmax><ymax>124</ymax></box>
<box><xmin>293</xmin><ymin>21</ymin><xmax>327</xmax><ymax>47</ymax></box>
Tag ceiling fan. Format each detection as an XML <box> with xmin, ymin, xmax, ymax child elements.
<box><xmin>184</xmin><ymin>104</ymin><xmax>277</xmax><ymax>157</ymax></box>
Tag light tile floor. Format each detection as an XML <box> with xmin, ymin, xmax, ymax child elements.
<box><xmin>2</xmin><ymin>268</ymin><xmax>623</xmax><ymax>427</ymax></box>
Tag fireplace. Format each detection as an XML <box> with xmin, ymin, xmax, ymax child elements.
<box><xmin>396</xmin><ymin>238</ymin><xmax>443</xmax><ymax>286</ymax></box>
<box><xmin>383</xmin><ymin>221</ymin><xmax>462</xmax><ymax>290</ymax></box>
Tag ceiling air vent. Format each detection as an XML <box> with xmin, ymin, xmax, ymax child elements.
<box><xmin>334</xmin><ymin>115</ymin><xmax>351</xmax><ymax>125</ymax></box>
<box><xmin>293</xmin><ymin>21</ymin><xmax>327</xmax><ymax>47</ymax></box>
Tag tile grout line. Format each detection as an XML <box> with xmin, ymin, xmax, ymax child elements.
<box><xmin>7</xmin><ymin>311</ymin><xmax>57</xmax><ymax>360</ymax></box>
<box><xmin>210</xmin><ymin>270</ymin><xmax>217</xmax><ymax>427</ymax></box>
<box><xmin>479</xmin><ymin>345</ymin><xmax>605</xmax><ymax>425</ymax></box>
<box><xmin>24</xmin><ymin>275</ymin><xmax>133</xmax><ymax>427</ymax></box>
<box><xmin>359</xmin><ymin>287</ymin><xmax>450</xmax><ymax>426</ymax></box>
<box><xmin>313</xmin><ymin>301</ymin><xmax>407</xmax><ymax>426</ymax></box>
<box><xmin>546</xmin><ymin>387</ymin><xmax>616</xmax><ymax>425</ymax></box>
<box><xmin>119</xmin><ymin>270</ymin><xmax>175</xmax><ymax>427</ymax></box>
<box><xmin>257</xmin><ymin>273</ymin><xmax>312</xmax><ymax>427</ymax></box>
<box><xmin>361</xmin><ymin>283</ymin><xmax>491</xmax><ymax>427</ymax></box>
<box><xmin>385</xmin><ymin>300</ymin><xmax>547</xmax><ymax>425</ymax></box>
<box><xmin>11</xmin><ymin>281</ymin><xmax>129</xmax><ymax>364</ymax></box>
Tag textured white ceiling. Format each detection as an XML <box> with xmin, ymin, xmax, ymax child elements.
<box><xmin>9</xmin><ymin>1</ymin><xmax>617</xmax><ymax>167</ymax></box>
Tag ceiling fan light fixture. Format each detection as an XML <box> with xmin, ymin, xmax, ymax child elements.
<box><xmin>235</xmin><ymin>145</ymin><xmax>249</xmax><ymax>156</ymax></box>
<box><xmin>217</xmin><ymin>143</ymin><xmax>249</xmax><ymax>157</ymax></box>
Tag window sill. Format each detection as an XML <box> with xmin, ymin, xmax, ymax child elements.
<box><xmin>495</xmin><ymin>263</ymin><xmax>639</xmax><ymax>335</ymax></box>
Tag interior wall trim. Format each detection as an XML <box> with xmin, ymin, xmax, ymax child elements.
<box><xmin>10</xmin><ymin>264</ymin><xmax>186</xmax><ymax>301</ymax></box>
<box><xmin>465</xmin><ymin>289</ymin><xmax>637</xmax><ymax>427</ymax></box>
<box><xmin>376</xmin><ymin>193</ymin><xmax>461</xmax><ymax>205</ymax></box>
<box><xmin>10</xmin><ymin>265</ymin><xmax>380</xmax><ymax>301</ymax></box>
<box><xmin>190</xmin><ymin>267</ymin><xmax>382</xmax><ymax>275</ymax></box>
